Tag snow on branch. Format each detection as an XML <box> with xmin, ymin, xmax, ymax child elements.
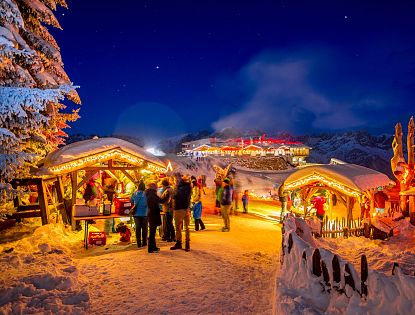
<box><xmin>0</xmin><ymin>85</ymin><xmax>77</xmax><ymax>119</ymax></box>
<box><xmin>0</xmin><ymin>0</ymin><xmax>24</xmax><ymax>28</ymax></box>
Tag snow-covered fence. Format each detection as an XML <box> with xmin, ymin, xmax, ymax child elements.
<box><xmin>278</xmin><ymin>215</ymin><xmax>415</xmax><ymax>313</ymax></box>
<box><xmin>316</xmin><ymin>215</ymin><xmax>364</xmax><ymax>238</ymax></box>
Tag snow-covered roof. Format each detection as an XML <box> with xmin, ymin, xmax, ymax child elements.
<box><xmin>38</xmin><ymin>137</ymin><xmax>166</xmax><ymax>175</ymax></box>
<box><xmin>282</xmin><ymin>163</ymin><xmax>394</xmax><ymax>197</ymax></box>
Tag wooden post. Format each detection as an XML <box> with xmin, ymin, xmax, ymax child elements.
<box><xmin>346</xmin><ymin>196</ymin><xmax>352</xmax><ymax>228</ymax></box>
<box><xmin>344</xmin><ymin>264</ymin><xmax>356</xmax><ymax>291</ymax></box>
<box><xmin>56</xmin><ymin>176</ymin><xmax>68</xmax><ymax>224</ymax></box>
<box><xmin>361</xmin><ymin>255</ymin><xmax>368</xmax><ymax>297</ymax></box>
<box><xmin>288</xmin><ymin>233</ymin><xmax>293</xmax><ymax>254</ymax></box>
<box><xmin>392</xmin><ymin>262</ymin><xmax>399</xmax><ymax>275</ymax></box>
<box><xmin>70</xmin><ymin>171</ymin><xmax>77</xmax><ymax>230</ymax></box>
<box><xmin>321</xmin><ymin>260</ymin><xmax>330</xmax><ymax>287</ymax></box>
<box><xmin>37</xmin><ymin>180</ymin><xmax>49</xmax><ymax>225</ymax></box>
<box><xmin>332</xmin><ymin>254</ymin><xmax>341</xmax><ymax>290</ymax></box>
<box><xmin>312</xmin><ymin>249</ymin><xmax>322</xmax><ymax>277</ymax></box>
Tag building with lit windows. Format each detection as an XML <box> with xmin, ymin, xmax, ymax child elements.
<box><xmin>181</xmin><ymin>136</ymin><xmax>311</xmax><ymax>166</ymax></box>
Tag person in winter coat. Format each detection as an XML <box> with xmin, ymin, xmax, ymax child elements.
<box><xmin>191</xmin><ymin>177</ymin><xmax>205</xmax><ymax>231</ymax></box>
<box><xmin>214</xmin><ymin>177</ymin><xmax>222</xmax><ymax>215</ymax></box>
<box><xmin>171</xmin><ymin>175</ymin><xmax>192</xmax><ymax>251</ymax></box>
<box><xmin>159</xmin><ymin>178</ymin><xmax>175</xmax><ymax>242</ymax></box>
<box><xmin>312</xmin><ymin>196</ymin><xmax>326</xmax><ymax>220</ymax></box>
<box><xmin>145</xmin><ymin>182</ymin><xmax>162</xmax><ymax>253</ymax></box>
<box><xmin>130</xmin><ymin>181</ymin><xmax>148</xmax><ymax>248</ymax></box>
<box><xmin>242</xmin><ymin>190</ymin><xmax>249</xmax><ymax>213</ymax></box>
<box><xmin>374</xmin><ymin>187</ymin><xmax>388</xmax><ymax>214</ymax></box>
<box><xmin>220</xmin><ymin>178</ymin><xmax>233</xmax><ymax>232</ymax></box>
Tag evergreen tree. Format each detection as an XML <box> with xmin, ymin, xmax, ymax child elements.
<box><xmin>0</xmin><ymin>0</ymin><xmax>80</xmax><ymax>181</ymax></box>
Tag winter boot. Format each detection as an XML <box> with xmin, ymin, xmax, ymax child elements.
<box><xmin>185</xmin><ymin>241</ymin><xmax>190</xmax><ymax>252</ymax></box>
<box><xmin>170</xmin><ymin>241</ymin><xmax>182</xmax><ymax>250</ymax></box>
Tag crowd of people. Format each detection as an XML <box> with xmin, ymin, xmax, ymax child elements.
<box><xmin>129</xmin><ymin>174</ymin><xmax>205</xmax><ymax>253</ymax></box>
<box><xmin>127</xmin><ymin>171</ymin><xmax>253</xmax><ymax>253</ymax></box>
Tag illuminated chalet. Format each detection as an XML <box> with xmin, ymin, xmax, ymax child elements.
<box><xmin>181</xmin><ymin>136</ymin><xmax>311</xmax><ymax>165</ymax></box>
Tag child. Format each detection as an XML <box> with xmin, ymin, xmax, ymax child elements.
<box><xmin>242</xmin><ymin>190</ymin><xmax>249</xmax><ymax>213</ymax></box>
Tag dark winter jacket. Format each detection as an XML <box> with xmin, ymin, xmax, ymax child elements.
<box><xmin>173</xmin><ymin>180</ymin><xmax>192</xmax><ymax>210</ymax></box>
<box><xmin>221</xmin><ymin>185</ymin><xmax>233</xmax><ymax>206</ymax></box>
<box><xmin>146</xmin><ymin>188</ymin><xmax>162</xmax><ymax>226</ymax></box>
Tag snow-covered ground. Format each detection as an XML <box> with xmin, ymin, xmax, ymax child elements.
<box><xmin>276</xmin><ymin>215</ymin><xmax>415</xmax><ymax>315</ymax></box>
<box><xmin>316</xmin><ymin>218</ymin><xmax>415</xmax><ymax>275</ymax></box>
<box><xmin>0</xmin><ymin>201</ymin><xmax>281</xmax><ymax>314</ymax></box>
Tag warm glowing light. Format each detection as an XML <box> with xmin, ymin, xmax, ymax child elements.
<box><xmin>284</xmin><ymin>173</ymin><xmax>361</xmax><ymax>197</ymax></box>
<box><xmin>166</xmin><ymin>161</ymin><xmax>173</xmax><ymax>172</ymax></box>
<box><xmin>48</xmin><ymin>148</ymin><xmax>166</xmax><ymax>174</ymax></box>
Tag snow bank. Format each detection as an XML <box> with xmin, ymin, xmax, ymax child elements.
<box><xmin>317</xmin><ymin>218</ymin><xmax>415</xmax><ymax>275</ymax></box>
<box><xmin>0</xmin><ymin>223</ymin><xmax>90</xmax><ymax>314</ymax></box>
<box><xmin>276</xmin><ymin>215</ymin><xmax>415</xmax><ymax>314</ymax></box>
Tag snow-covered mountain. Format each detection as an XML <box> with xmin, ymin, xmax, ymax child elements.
<box><xmin>300</xmin><ymin>131</ymin><xmax>394</xmax><ymax>176</ymax></box>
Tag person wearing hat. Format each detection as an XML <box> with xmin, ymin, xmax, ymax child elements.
<box><xmin>171</xmin><ymin>174</ymin><xmax>192</xmax><ymax>251</ymax></box>
<box><xmin>221</xmin><ymin>178</ymin><xmax>233</xmax><ymax>232</ymax></box>
<box><xmin>145</xmin><ymin>182</ymin><xmax>162</xmax><ymax>253</ymax></box>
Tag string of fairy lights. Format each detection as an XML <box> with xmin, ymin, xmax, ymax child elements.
<box><xmin>48</xmin><ymin>149</ymin><xmax>166</xmax><ymax>174</ymax></box>
<box><xmin>283</xmin><ymin>173</ymin><xmax>361</xmax><ymax>198</ymax></box>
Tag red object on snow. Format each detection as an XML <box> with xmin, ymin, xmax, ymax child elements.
<box><xmin>120</xmin><ymin>229</ymin><xmax>131</xmax><ymax>242</ymax></box>
<box><xmin>113</xmin><ymin>197</ymin><xmax>132</xmax><ymax>215</ymax></box>
<box><xmin>312</xmin><ymin>196</ymin><xmax>326</xmax><ymax>215</ymax></box>
<box><xmin>88</xmin><ymin>232</ymin><xmax>107</xmax><ymax>246</ymax></box>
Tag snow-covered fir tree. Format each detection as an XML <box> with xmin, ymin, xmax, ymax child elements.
<box><xmin>0</xmin><ymin>0</ymin><xmax>80</xmax><ymax>181</ymax></box>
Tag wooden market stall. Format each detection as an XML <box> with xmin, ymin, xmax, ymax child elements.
<box><xmin>35</xmin><ymin>137</ymin><xmax>167</xmax><ymax>229</ymax></box>
<box><xmin>279</xmin><ymin>163</ymin><xmax>394</xmax><ymax>228</ymax></box>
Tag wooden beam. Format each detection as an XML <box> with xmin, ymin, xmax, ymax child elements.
<box><xmin>104</xmin><ymin>170</ymin><xmax>119</xmax><ymax>181</ymax></box>
<box><xmin>336</xmin><ymin>193</ymin><xmax>347</xmax><ymax>208</ymax></box>
<box><xmin>76</xmin><ymin>171</ymin><xmax>97</xmax><ymax>191</ymax></box>
<box><xmin>121</xmin><ymin>169</ymin><xmax>136</xmax><ymax>184</ymax></box>
<box><xmin>83</xmin><ymin>166</ymin><xmax>140</xmax><ymax>171</ymax></box>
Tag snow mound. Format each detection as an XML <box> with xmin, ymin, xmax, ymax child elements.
<box><xmin>0</xmin><ymin>223</ymin><xmax>90</xmax><ymax>314</ymax></box>
<box><xmin>276</xmin><ymin>216</ymin><xmax>415</xmax><ymax>314</ymax></box>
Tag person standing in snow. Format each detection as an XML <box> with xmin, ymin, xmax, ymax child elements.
<box><xmin>159</xmin><ymin>178</ymin><xmax>175</xmax><ymax>242</ymax></box>
<box><xmin>220</xmin><ymin>178</ymin><xmax>233</xmax><ymax>232</ymax></box>
<box><xmin>171</xmin><ymin>175</ymin><xmax>192</xmax><ymax>252</ymax></box>
<box><xmin>191</xmin><ymin>176</ymin><xmax>205</xmax><ymax>231</ymax></box>
<box><xmin>145</xmin><ymin>182</ymin><xmax>162</xmax><ymax>253</ymax></box>
<box><xmin>214</xmin><ymin>177</ymin><xmax>222</xmax><ymax>215</ymax></box>
<box><xmin>242</xmin><ymin>190</ymin><xmax>249</xmax><ymax>213</ymax></box>
<box><xmin>130</xmin><ymin>181</ymin><xmax>148</xmax><ymax>248</ymax></box>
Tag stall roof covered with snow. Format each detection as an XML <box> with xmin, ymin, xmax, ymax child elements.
<box><xmin>279</xmin><ymin>163</ymin><xmax>394</xmax><ymax>226</ymax></box>
<box><xmin>37</xmin><ymin>137</ymin><xmax>166</xmax><ymax>175</ymax></box>
<box><xmin>282</xmin><ymin>163</ymin><xmax>394</xmax><ymax>198</ymax></box>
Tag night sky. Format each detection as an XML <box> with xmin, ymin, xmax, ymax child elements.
<box><xmin>54</xmin><ymin>0</ymin><xmax>415</xmax><ymax>141</ymax></box>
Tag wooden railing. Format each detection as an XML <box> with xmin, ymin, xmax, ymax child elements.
<box><xmin>312</xmin><ymin>215</ymin><xmax>364</xmax><ymax>238</ymax></box>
